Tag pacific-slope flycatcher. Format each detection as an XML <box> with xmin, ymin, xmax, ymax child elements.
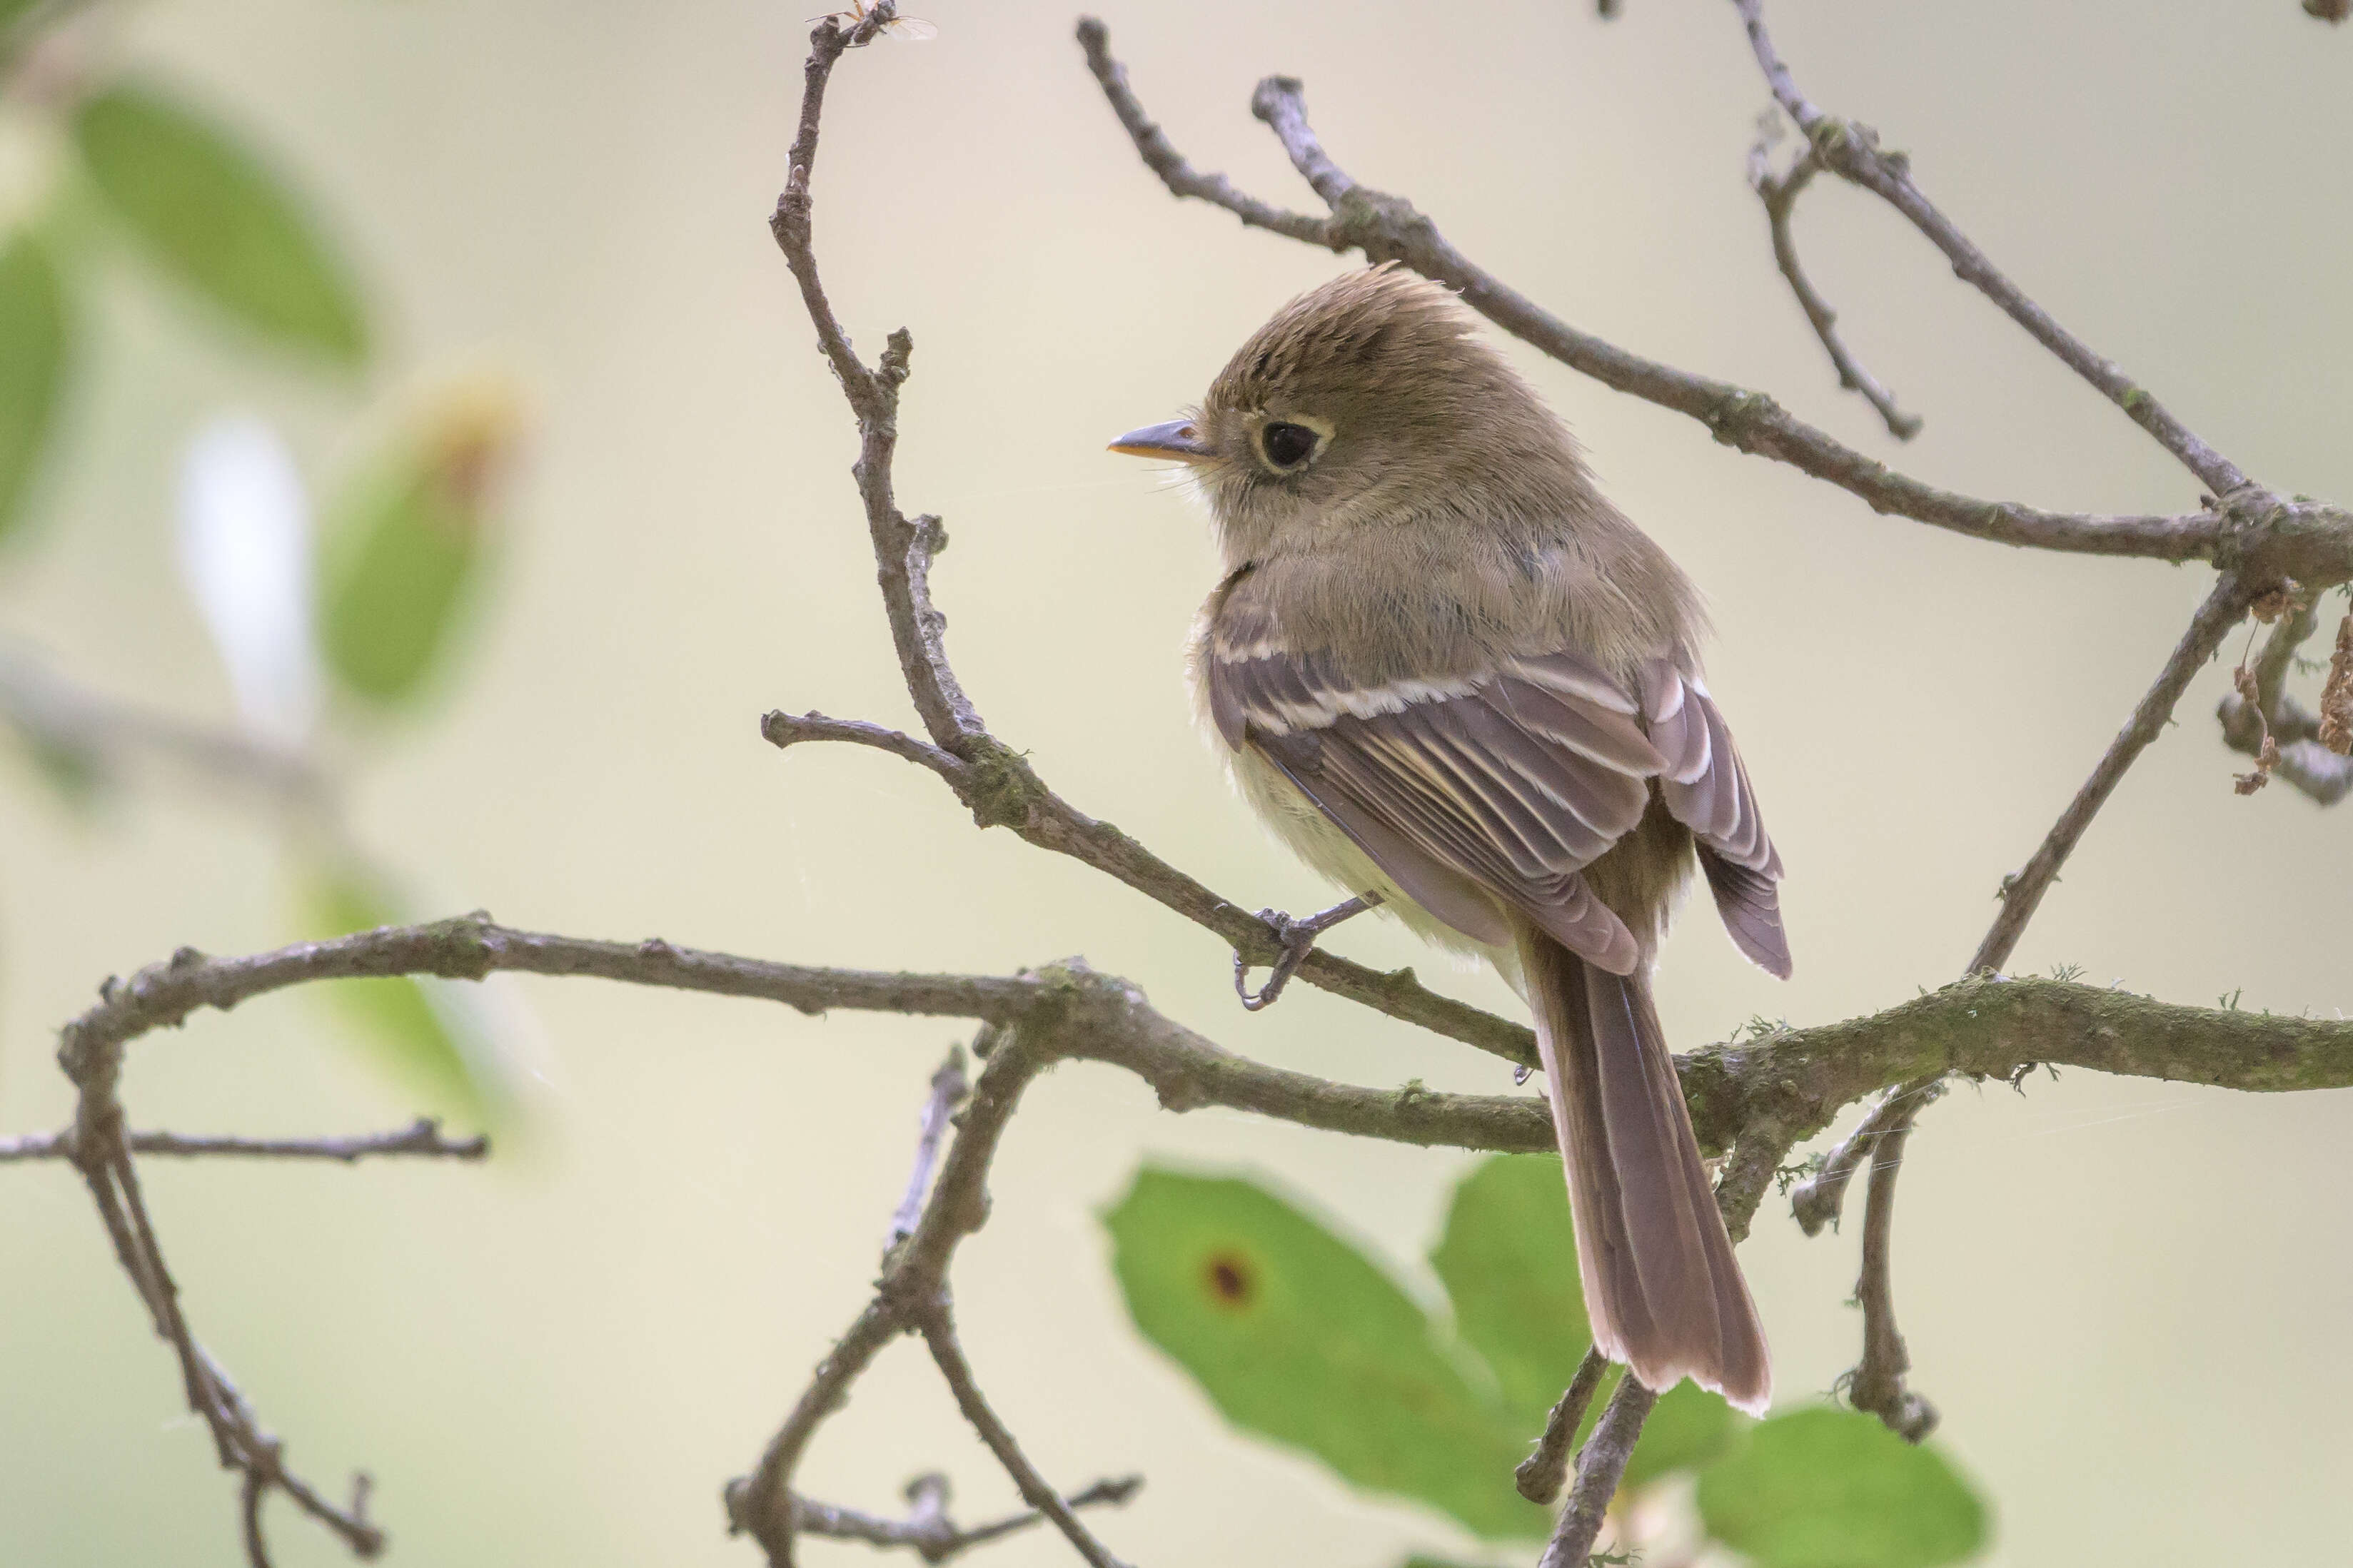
<box><xmin>1111</xmin><ymin>265</ymin><xmax>1786</xmax><ymax>1413</ymax></box>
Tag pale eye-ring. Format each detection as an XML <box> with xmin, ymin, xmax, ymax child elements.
<box><xmin>1260</xmin><ymin>421</ymin><xmax>1318</xmax><ymax>470</ymax></box>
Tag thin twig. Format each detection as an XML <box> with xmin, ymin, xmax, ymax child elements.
<box><xmin>1073</xmin><ymin>20</ymin><xmax>2353</xmax><ymax>582</ymax></box>
<box><xmin>770</xmin><ymin>9</ymin><xmax>986</xmax><ymax>752</ymax></box>
<box><xmin>107</xmin><ymin>1145</ymin><xmax>238</xmax><ymax>1462</ymax></box>
<box><xmin>1714</xmin><ymin>1119</ymin><xmax>1798</xmax><ymax>1245</ymax></box>
<box><xmin>1748</xmin><ymin>141</ymin><xmax>1920</xmax><ymax>439</ymax></box>
<box><xmin>1973</xmin><ymin>575</ymin><xmax>2255</xmax><ymax>973</ymax></box>
<box><xmin>1514</xmin><ymin>1347</ymin><xmax>1608</xmax><ymax>1507</ymax></box>
<box><xmin>1073</xmin><ymin>19</ymin><xmax>1339</xmax><ymax>249</ymax></box>
<box><xmin>0</xmin><ymin>1118</ymin><xmax>488</xmax><ymax>1164</ymax></box>
<box><xmin>1841</xmin><ymin>1103</ymin><xmax>1941</xmax><ymax>1440</ymax></box>
<box><xmin>791</xmin><ymin>1472</ymin><xmax>1144</xmax><ymax>1563</ymax></box>
<box><xmin>728</xmin><ymin>1031</ymin><xmax>1064</xmax><ymax>1562</ymax></box>
<box><xmin>1541</xmin><ymin>1375</ymin><xmax>1656</xmax><ymax>1568</ymax></box>
<box><xmin>762</xmin><ymin>710</ymin><xmax>964</xmax><ymax>776</ymax></box>
<box><xmin>917</xmin><ymin>1304</ymin><xmax>1135</xmax><ymax>1568</ymax></box>
<box><xmin>1805</xmin><ymin>577</ymin><xmax>2255</xmax><ymax>1435</ymax></box>
<box><xmin>1788</xmin><ymin>1076</ymin><xmax>1938</xmax><ymax>1236</ymax></box>
<box><xmin>67</xmin><ymin>1132</ymin><xmax>386</xmax><ymax>1557</ymax></box>
<box><xmin>0</xmin><ymin>648</ymin><xmax>341</xmax><ymax>831</ymax></box>
<box><xmin>241</xmin><ymin>1469</ymin><xmax>274</xmax><ymax>1568</ymax></box>
<box><xmin>890</xmin><ymin>1045</ymin><xmax>971</xmax><ymax>1248</ymax></box>
<box><xmin>935</xmin><ymin>1477</ymin><xmax>1143</xmax><ymax>1557</ymax></box>
<box><xmin>1730</xmin><ymin>0</ymin><xmax>2251</xmax><ymax>500</ymax></box>
<box><xmin>730</xmin><ymin>1298</ymin><xmax>904</xmax><ymax>1566</ymax></box>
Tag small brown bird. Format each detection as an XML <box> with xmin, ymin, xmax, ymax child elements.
<box><xmin>1111</xmin><ymin>265</ymin><xmax>1786</xmax><ymax>1413</ymax></box>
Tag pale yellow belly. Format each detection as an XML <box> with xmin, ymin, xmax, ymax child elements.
<box><xmin>1227</xmin><ymin>743</ymin><xmax>1519</xmax><ymax>978</ymax></box>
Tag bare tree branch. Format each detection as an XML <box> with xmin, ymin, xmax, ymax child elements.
<box><xmin>62</xmin><ymin>1131</ymin><xmax>386</xmax><ymax>1559</ymax></box>
<box><xmin>770</xmin><ymin>11</ymin><xmax>989</xmax><ymax>756</ymax></box>
<box><xmin>730</xmin><ymin>1008</ymin><xmax>1142</xmax><ymax>1566</ymax></box>
<box><xmin>1541</xmin><ymin>1374</ymin><xmax>1656</xmax><ymax>1568</ymax></box>
<box><xmin>1970</xmin><ymin>573</ymin><xmax>2256</xmax><ymax>974</ymax></box>
<box><xmin>0</xmin><ymin>1118</ymin><xmax>487</xmax><ymax>1165</ymax></box>
<box><xmin>1074</xmin><ymin>6</ymin><xmax>2352</xmax><ymax>1479</ymax></box>
<box><xmin>241</xmin><ymin>1468</ymin><xmax>275</xmax><ymax>1568</ymax></box>
<box><xmin>62</xmin><ymin>910</ymin><xmax>2343</xmax><ymax>1534</ymax></box>
<box><xmin>50</xmin><ymin>924</ymin><xmax>2353</xmax><ymax>1175</ymax></box>
<box><xmin>726</xmin><ymin>1022</ymin><xmax>1060</xmax><ymax>1562</ymax></box>
<box><xmin>1514</xmin><ymin>1347</ymin><xmax>1608</xmax><ymax>1507</ymax></box>
<box><xmin>1748</xmin><ymin>140</ymin><xmax>1920</xmax><ymax>439</ymax></box>
<box><xmin>890</xmin><ymin>1046</ymin><xmax>971</xmax><ymax>1246</ymax></box>
<box><xmin>1788</xmin><ymin>1076</ymin><xmax>1939</xmax><ymax>1237</ymax></box>
<box><xmin>1073</xmin><ymin>20</ymin><xmax>1339</xmax><ymax>249</ymax></box>
<box><xmin>1730</xmin><ymin>0</ymin><xmax>2249</xmax><ymax>500</ymax></box>
<box><xmin>19</xmin><ymin>12</ymin><xmax>2350</xmax><ymax>1561</ymax></box>
<box><xmin>765</xmin><ymin>694</ymin><xmax>1543</xmax><ymax>1069</ymax></box>
<box><xmin>1840</xmin><ymin>1100</ymin><xmax>1942</xmax><ymax>1441</ymax></box>
<box><xmin>917</xmin><ymin>1305</ymin><xmax>1135</xmax><ymax>1568</ymax></box>
<box><xmin>791</xmin><ymin>1472</ymin><xmax>1142</xmax><ymax>1563</ymax></box>
<box><xmin>1804</xmin><ymin>574</ymin><xmax>2257</xmax><ymax>1432</ymax></box>
<box><xmin>0</xmin><ymin>647</ymin><xmax>338</xmax><ymax>829</ymax></box>
<box><xmin>1072</xmin><ymin>19</ymin><xmax>2353</xmax><ymax>580</ymax></box>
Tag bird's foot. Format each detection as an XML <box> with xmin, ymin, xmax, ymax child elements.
<box><xmin>1231</xmin><ymin>892</ymin><xmax>1382</xmax><ymax>1011</ymax></box>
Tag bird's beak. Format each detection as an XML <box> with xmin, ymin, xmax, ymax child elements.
<box><xmin>1107</xmin><ymin>418</ymin><xmax>1211</xmax><ymax>462</ymax></box>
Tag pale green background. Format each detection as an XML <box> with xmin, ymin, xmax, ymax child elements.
<box><xmin>2</xmin><ymin>1</ymin><xmax>2349</xmax><ymax>1564</ymax></box>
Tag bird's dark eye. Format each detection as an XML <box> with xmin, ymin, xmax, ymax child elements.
<box><xmin>1261</xmin><ymin>421</ymin><xmax>1318</xmax><ymax>470</ymax></box>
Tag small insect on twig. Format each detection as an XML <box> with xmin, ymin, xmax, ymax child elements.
<box><xmin>812</xmin><ymin>1</ymin><xmax>937</xmax><ymax>42</ymax></box>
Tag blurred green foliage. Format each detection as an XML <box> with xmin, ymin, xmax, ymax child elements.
<box><xmin>320</xmin><ymin>389</ymin><xmax>515</xmax><ymax>708</ymax></box>
<box><xmin>297</xmin><ymin>859</ymin><xmax>505</xmax><ymax>1128</ymax></box>
<box><xmin>72</xmin><ymin>81</ymin><xmax>369</xmax><ymax>367</ymax></box>
<box><xmin>1108</xmin><ymin>1155</ymin><xmax>1990</xmax><ymax>1564</ymax></box>
<box><xmin>0</xmin><ymin>1</ymin><xmax>521</xmax><ymax>1115</ymax></box>
<box><xmin>0</xmin><ymin>231</ymin><xmax>69</xmax><ymax>546</ymax></box>
<box><xmin>1699</xmin><ymin>1405</ymin><xmax>1990</xmax><ymax>1568</ymax></box>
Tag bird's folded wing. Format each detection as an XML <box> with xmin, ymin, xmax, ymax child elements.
<box><xmin>1641</xmin><ymin>661</ymin><xmax>1791</xmax><ymax>978</ymax></box>
<box><xmin>1209</xmin><ymin>645</ymin><xmax>1666</xmax><ymax>973</ymax></box>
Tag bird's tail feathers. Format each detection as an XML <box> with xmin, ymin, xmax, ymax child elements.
<box><xmin>1518</xmin><ymin>924</ymin><xmax>1771</xmax><ymax>1415</ymax></box>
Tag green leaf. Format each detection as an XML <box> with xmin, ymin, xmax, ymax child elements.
<box><xmin>1104</xmin><ymin>1168</ymin><xmax>1548</xmax><ymax>1541</ymax></box>
<box><xmin>1430</xmin><ymin>1153</ymin><xmax>1590</xmax><ymax>1426</ymax></box>
<box><xmin>1625</xmin><ymin>1378</ymin><xmax>1738</xmax><ymax>1489</ymax></box>
<box><xmin>72</xmin><ymin>81</ymin><xmax>367</xmax><ymax>366</ymax></box>
<box><xmin>318</xmin><ymin>387</ymin><xmax>515</xmax><ymax>706</ymax></box>
<box><xmin>318</xmin><ymin>457</ymin><xmax>478</xmax><ymax>704</ymax></box>
<box><xmin>297</xmin><ymin>863</ymin><xmax>499</xmax><ymax>1126</ymax></box>
<box><xmin>1430</xmin><ymin>1154</ymin><xmax>1737</xmax><ymax>1488</ymax></box>
<box><xmin>11</xmin><ymin>727</ymin><xmax>106</xmax><ymax>812</ymax></box>
<box><xmin>317</xmin><ymin>456</ymin><xmax>478</xmax><ymax>709</ymax></box>
<box><xmin>0</xmin><ymin>229</ymin><xmax>69</xmax><ymax>547</ymax></box>
<box><xmin>1696</xmin><ymin>1406</ymin><xmax>1989</xmax><ymax>1568</ymax></box>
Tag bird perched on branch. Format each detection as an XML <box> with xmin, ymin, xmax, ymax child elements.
<box><xmin>1110</xmin><ymin>264</ymin><xmax>1788</xmax><ymax>1413</ymax></box>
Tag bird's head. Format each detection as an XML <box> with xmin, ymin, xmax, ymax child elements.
<box><xmin>1109</xmin><ymin>263</ymin><xmax>1581</xmax><ymax>565</ymax></box>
